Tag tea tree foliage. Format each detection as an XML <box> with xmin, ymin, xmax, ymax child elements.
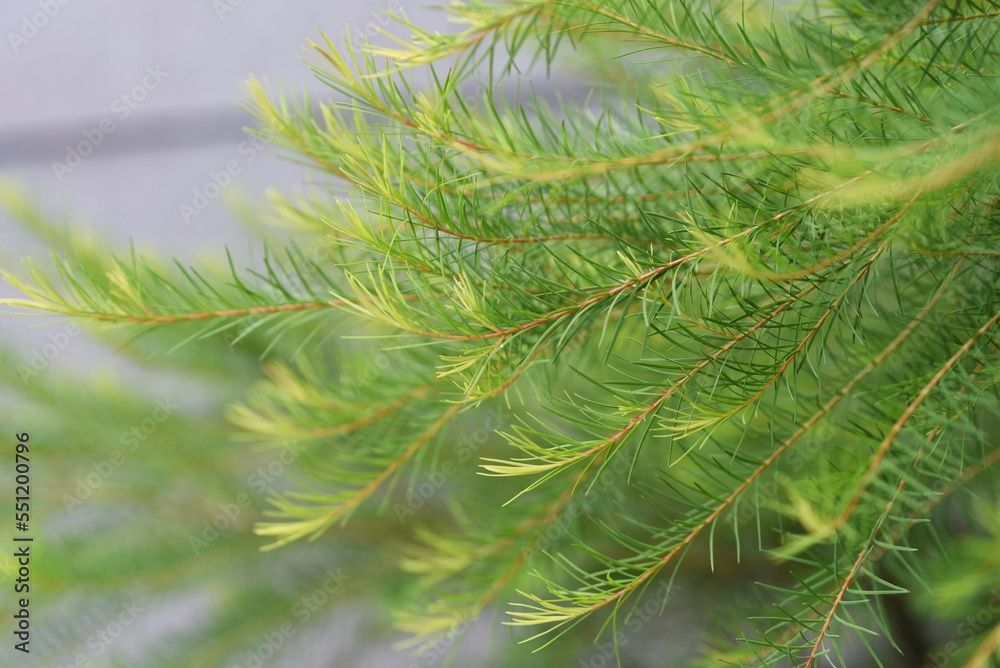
<box><xmin>3</xmin><ymin>1</ymin><xmax>1000</xmax><ymax>666</ymax></box>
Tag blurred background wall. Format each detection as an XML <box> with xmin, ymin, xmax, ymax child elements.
<box><xmin>0</xmin><ymin>0</ymin><xmax>447</xmax><ymax>253</ymax></box>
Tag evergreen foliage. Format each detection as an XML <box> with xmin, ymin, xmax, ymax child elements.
<box><xmin>3</xmin><ymin>1</ymin><xmax>1000</xmax><ymax>665</ymax></box>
